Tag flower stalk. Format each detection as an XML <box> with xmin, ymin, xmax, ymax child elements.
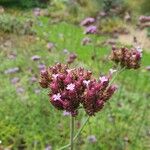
<box><xmin>70</xmin><ymin>115</ymin><xmax>74</xmax><ymax>150</ymax></box>
<box><xmin>59</xmin><ymin>116</ymin><xmax>90</xmax><ymax>150</ymax></box>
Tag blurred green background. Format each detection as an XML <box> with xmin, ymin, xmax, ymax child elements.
<box><xmin>0</xmin><ymin>0</ymin><xmax>150</xmax><ymax>149</ymax></box>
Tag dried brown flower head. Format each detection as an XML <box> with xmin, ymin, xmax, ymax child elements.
<box><xmin>110</xmin><ymin>46</ymin><xmax>142</xmax><ymax>69</ymax></box>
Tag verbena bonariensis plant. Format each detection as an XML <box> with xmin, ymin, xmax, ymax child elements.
<box><xmin>39</xmin><ymin>64</ymin><xmax>115</xmax><ymax>149</ymax></box>
<box><xmin>39</xmin><ymin>46</ymin><xmax>142</xmax><ymax>149</ymax></box>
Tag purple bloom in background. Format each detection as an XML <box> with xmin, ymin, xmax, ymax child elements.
<box><xmin>31</xmin><ymin>55</ymin><xmax>41</xmax><ymax>61</ymax></box>
<box><xmin>11</xmin><ymin>77</ymin><xmax>20</xmax><ymax>84</ymax></box>
<box><xmin>45</xmin><ymin>145</ymin><xmax>52</xmax><ymax>150</ymax></box>
<box><xmin>38</xmin><ymin>64</ymin><xmax>46</xmax><ymax>71</ymax></box>
<box><xmin>8</xmin><ymin>53</ymin><xmax>17</xmax><ymax>60</ymax></box>
<box><xmin>84</xmin><ymin>26</ymin><xmax>97</xmax><ymax>34</ymax></box>
<box><xmin>80</xmin><ymin>17</ymin><xmax>95</xmax><ymax>26</ymax></box>
<box><xmin>67</xmin><ymin>53</ymin><xmax>77</xmax><ymax>64</ymax></box>
<box><xmin>87</xmin><ymin>135</ymin><xmax>97</xmax><ymax>143</ymax></box>
<box><xmin>16</xmin><ymin>87</ymin><xmax>25</xmax><ymax>94</ymax></box>
<box><xmin>63</xmin><ymin>49</ymin><xmax>69</xmax><ymax>54</ymax></box>
<box><xmin>46</xmin><ymin>42</ymin><xmax>54</xmax><ymax>51</ymax></box>
<box><xmin>33</xmin><ymin>8</ymin><xmax>41</xmax><ymax>16</ymax></box>
<box><xmin>81</xmin><ymin>37</ymin><xmax>91</xmax><ymax>45</ymax></box>
<box><xmin>29</xmin><ymin>76</ymin><xmax>37</xmax><ymax>84</ymax></box>
<box><xmin>4</xmin><ymin>67</ymin><xmax>20</xmax><ymax>74</ymax></box>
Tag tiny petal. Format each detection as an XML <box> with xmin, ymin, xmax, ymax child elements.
<box><xmin>99</xmin><ymin>76</ymin><xmax>108</xmax><ymax>83</ymax></box>
<box><xmin>52</xmin><ymin>93</ymin><xmax>61</xmax><ymax>101</ymax></box>
<box><xmin>52</xmin><ymin>74</ymin><xmax>59</xmax><ymax>79</ymax></box>
<box><xmin>66</xmin><ymin>83</ymin><xmax>75</xmax><ymax>91</ymax></box>
<box><xmin>109</xmin><ymin>69</ymin><xmax>117</xmax><ymax>75</ymax></box>
<box><xmin>83</xmin><ymin>80</ymin><xmax>90</xmax><ymax>87</ymax></box>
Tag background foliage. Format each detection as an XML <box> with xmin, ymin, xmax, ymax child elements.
<box><xmin>0</xmin><ymin>0</ymin><xmax>150</xmax><ymax>149</ymax></box>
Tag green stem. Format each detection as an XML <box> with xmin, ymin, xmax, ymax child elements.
<box><xmin>73</xmin><ymin>116</ymin><xmax>90</xmax><ymax>141</ymax></box>
<box><xmin>106</xmin><ymin>66</ymin><xmax>125</xmax><ymax>91</ymax></box>
<box><xmin>58</xmin><ymin>116</ymin><xmax>90</xmax><ymax>150</ymax></box>
<box><xmin>70</xmin><ymin>116</ymin><xmax>74</xmax><ymax>150</ymax></box>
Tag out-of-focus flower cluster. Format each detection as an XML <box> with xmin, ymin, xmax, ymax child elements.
<box><xmin>39</xmin><ymin>63</ymin><xmax>117</xmax><ymax>116</ymax></box>
<box><xmin>67</xmin><ymin>53</ymin><xmax>77</xmax><ymax>64</ymax></box>
<box><xmin>80</xmin><ymin>17</ymin><xmax>97</xmax><ymax>34</ymax></box>
<box><xmin>138</xmin><ymin>16</ymin><xmax>150</xmax><ymax>29</ymax></box>
<box><xmin>110</xmin><ymin>46</ymin><xmax>142</xmax><ymax>69</ymax></box>
<box><xmin>139</xmin><ymin>16</ymin><xmax>150</xmax><ymax>23</ymax></box>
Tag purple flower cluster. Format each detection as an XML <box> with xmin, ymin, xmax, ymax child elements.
<box><xmin>84</xmin><ymin>26</ymin><xmax>97</xmax><ymax>34</ymax></box>
<box><xmin>67</xmin><ymin>53</ymin><xmax>77</xmax><ymax>64</ymax></box>
<box><xmin>139</xmin><ymin>16</ymin><xmax>150</xmax><ymax>23</ymax></box>
<box><xmin>81</xmin><ymin>37</ymin><xmax>92</xmax><ymax>45</ymax></box>
<box><xmin>46</xmin><ymin>42</ymin><xmax>54</xmax><ymax>51</ymax></box>
<box><xmin>39</xmin><ymin>63</ymin><xmax>117</xmax><ymax>116</ymax></box>
<box><xmin>80</xmin><ymin>17</ymin><xmax>95</xmax><ymax>26</ymax></box>
<box><xmin>80</xmin><ymin>17</ymin><xmax>97</xmax><ymax>34</ymax></box>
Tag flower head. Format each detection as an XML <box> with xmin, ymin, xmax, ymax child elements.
<box><xmin>110</xmin><ymin>46</ymin><xmax>142</xmax><ymax>69</ymax></box>
<box><xmin>46</xmin><ymin>42</ymin><xmax>54</xmax><ymax>50</ymax></box>
<box><xmin>84</xmin><ymin>25</ymin><xmax>97</xmax><ymax>34</ymax></box>
<box><xmin>67</xmin><ymin>53</ymin><xmax>77</xmax><ymax>64</ymax></box>
<box><xmin>81</xmin><ymin>37</ymin><xmax>92</xmax><ymax>45</ymax></box>
<box><xmin>80</xmin><ymin>17</ymin><xmax>95</xmax><ymax>26</ymax></box>
<box><xmin>33</xmin><ymin>8</ymin><xmax>41</xmax><ymax>16</ymax></box>
<box><xmin>31</xmin><ymin>55</ymin><xmax>40</xmax><ymax>61</ymax></box>
<box><xmin>39</xmin><ymin>63</ymin><xmax>117</xmax><ymax>116</ymax></box>
<box><xmin>139</xmin><ymin>16</ymin><xmax>150</xmax><ymax>23</ymax></box>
